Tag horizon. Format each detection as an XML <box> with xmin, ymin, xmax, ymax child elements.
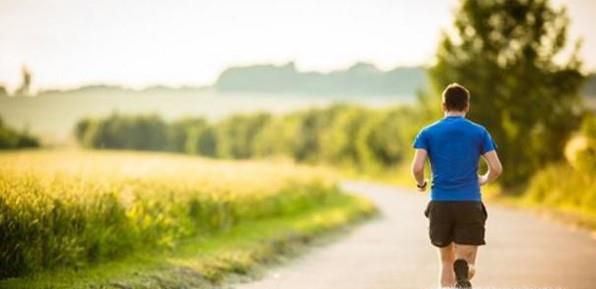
<box><xmin>1</xmin><ymin>0</ymin><xmax>595</xmax><ymax>91</ymax></box>
<box><xmin>5</xmin><ymin>62</ymin><xmax>429</xmax><ymax>93</ymax></box>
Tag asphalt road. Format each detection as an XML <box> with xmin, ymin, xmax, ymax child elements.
<box><xmin>234</xmin><ymin>181</ymin><xmax>596</xmax><ymax>289</ymax></box>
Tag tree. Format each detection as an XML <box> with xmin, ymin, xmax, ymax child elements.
<box><xmin>319</xmin><ymin>106</ymin><xmax>370</xmax><ymax>166</ymax></box>
<box><xmin>183</xmin><ymin>119</ymin><xmax>217</xmax><ymax>157</ymax></box>
<box><xmin>0</xmin><ymin>117</ymin><xmax>40</xmax><ymax>149</ymax></box>
<box><xmin>214</xmin><ymin>113</ymin><xmax>271</xmax><ymax>159</ymax></box>
<box><xmin>251</xmin><ymin>116</ymin><xmax>300</xmax><ymax>158</ymax></box>
<box><xmin>15</xmin><ymin>66</ymin><xmax>32</xmax><ymax>97</ymax></box>
<box><xmin>427</xmin><ymin>0</ymin><xmax>585</xmax><ymax>187</ymax></box>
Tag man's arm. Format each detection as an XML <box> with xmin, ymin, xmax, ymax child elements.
<box><xmin>411</xmin><ymin>149</ymin><xmax>428</xmax><ymax>191</ymax></box>
<box><xmin>479</xmin><ymin>150</ymin><xmax>503</xmax><ymax>185</ymax></box>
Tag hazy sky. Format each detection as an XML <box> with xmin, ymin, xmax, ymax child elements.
<box><xmin>0</xmin><ymin>0</ymin><xmax>594</xmax><ymax>90</ymax></box>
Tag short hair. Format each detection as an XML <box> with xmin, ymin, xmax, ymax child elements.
<box><xmin>442</xmin><ymin>83</ymin><xmax>470</xmax><ymax>112</ymax></box>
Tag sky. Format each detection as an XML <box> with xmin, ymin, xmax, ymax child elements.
<box><xmin>0</xmin><ymin>0</ymin><xmax>594</xmax><ymax>91</ymax></box>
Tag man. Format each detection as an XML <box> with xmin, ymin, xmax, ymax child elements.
<box><xmin>411</xmin><ymin>83</ymin><xmax>502</xmax><ymax>288</ymax></box>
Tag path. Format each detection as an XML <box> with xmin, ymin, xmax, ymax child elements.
<box><xmin>234</xmin><ymin>181</ymin><xmax>596</xmax><ymax>289</ymax></box>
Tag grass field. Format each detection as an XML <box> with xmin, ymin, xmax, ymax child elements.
<box><xmin>0</xmin><ymin>150</ymin><xmax>375</xmax><ymax>288</ymax></box>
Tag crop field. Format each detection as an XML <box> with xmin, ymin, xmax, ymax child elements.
<box><xmin>0</xmin><ymin>150</ymin><xmax>372</xmax><ymax>282</ymax></box>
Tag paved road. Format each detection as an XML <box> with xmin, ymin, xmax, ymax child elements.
<box><xmin>234</xmin><ymin>181</ymin><xmax>596</xmax><ymax>289</ymax></box>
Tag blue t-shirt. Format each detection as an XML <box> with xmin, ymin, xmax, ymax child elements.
<box><xmin>412</xmin><ymin>116</ymin><xmax>497</xmax><ymax>201</ymax></box>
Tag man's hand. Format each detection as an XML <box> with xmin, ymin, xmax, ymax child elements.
<box><xmin>416</xmin><ymin>180</ymin><xmax>428</xmax><ymax>192</ymax></box>
<box><xmin>479</xmin><ymin>150</ymin><xmax>503</xmax><ymax>186</ymax></box>
<box><xmin>478</xmin><ymin>175</ymin><xmax>488</xmax><ymax>186</ymax></box>
<box><xmin>411</xmin><ymin>149</ymin><xmax>428</xmax><ymax>192</ymax></box>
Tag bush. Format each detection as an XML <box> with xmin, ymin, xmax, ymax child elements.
<box><xmin>524</xmin><ymin>114</ymin><xmax>596</xmax><ymax>216</ymax></box>
<box><xmin>525</xmin><ymin>164</ymin><xmax>596</xmax><ymax>217</ymax></box>
<box><xmin>0</xmin><ymin>117</ymin><xmax>39</xmax><ymax>149</ymax></box>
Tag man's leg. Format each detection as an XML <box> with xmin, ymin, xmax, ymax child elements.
<box><xmin>454</xmin><ymin>244</ymin><xmax>478</xmax><ymax>279</ymax></box>
<box><xmin>438</xmin><ymin>242</ymin><xmax>455</xmax><ymax>287</ymax></box>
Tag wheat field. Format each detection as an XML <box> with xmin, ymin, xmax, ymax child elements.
<box><xmin>0</xmin><ymin>150</ymin><xmax>342</xmax><ymax>278</ymax></box>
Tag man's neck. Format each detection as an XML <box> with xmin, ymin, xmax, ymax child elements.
<box><xmin>444</xmin><ymin>111</ymin><xmax>466</xmax><ymax>118</ymax></box>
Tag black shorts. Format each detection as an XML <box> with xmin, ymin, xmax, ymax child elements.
<box><xmin>424</xmin><ymin>201</ymin><xmax>488</xmax><ymax>247</ymax></box>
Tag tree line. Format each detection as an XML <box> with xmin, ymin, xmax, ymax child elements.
<box><xmin>75</xmin><ymin>105</ymin><xmax>421</xmax><ymax>171</ymax></box>
<box><xmin>0</xmin><ymin>117</ymin><xmax>39</xmax><ymax>149</ymax></box>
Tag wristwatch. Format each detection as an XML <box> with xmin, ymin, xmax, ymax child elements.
<box><xmin>416</xmin><ymin>180</ymin><xmax>427</xmax><ymax>189</ymax></box>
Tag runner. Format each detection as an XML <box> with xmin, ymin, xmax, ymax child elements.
<box><xmin>410</xmin><ymin>83</ymin><xmax>503</xmax><ymax>288</ymax></box>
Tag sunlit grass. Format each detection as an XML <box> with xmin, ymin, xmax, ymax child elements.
<box><xmin>0</xmin><ymin>149</ymin><xmax>365</xmax><ymax>280</ymax></box>
<box><xmin>0</xmin><ymin>192</ymin><xmax>374</xmax><ymax>289</ymax></box>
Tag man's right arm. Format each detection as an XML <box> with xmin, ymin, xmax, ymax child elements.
<box><xmin>479</xmin><ymin>150</ymin><xmax>503</xmax><ymax>185</ymax></box>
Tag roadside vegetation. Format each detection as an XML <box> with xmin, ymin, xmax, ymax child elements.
<box><xmin>521</xmin><ymin>115</ymin><xmax>596</xmax><ymax>228</ymax></box>
<box><xmin>0</xmin><ymin>150</ymin><xmax>375</xmax><ymax>288</ymax></box>
<box><xmin>0</xmin><ymin>117</ymin><xmax>38</xmax><ymax>149</ymax></box>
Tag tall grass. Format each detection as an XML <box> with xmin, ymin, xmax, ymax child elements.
<box><xmin>524</xmin><ymin>163</ymin><xmax>596</xmax><ymax>223</ymax></box>
<box><xmin>0</xmin><ymin>150</ymin><xmax>342</xmax><ymax>279</ymax></box>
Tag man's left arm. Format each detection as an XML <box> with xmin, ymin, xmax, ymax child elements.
<box><xmin>411</xmin><ymin>149</ymin><xmax>428</xmax><ymax>192</ymax></box>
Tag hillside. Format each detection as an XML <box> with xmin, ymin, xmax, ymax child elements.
<box><xmin>215</xmin><ymin>62</ymin><xmax>426</xmax><ymax>96</ymax></box>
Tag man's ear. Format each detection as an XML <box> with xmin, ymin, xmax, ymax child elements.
<box><xmin>441</xmin><ymin>102</ymin><xmax>447</xmax><ymax>112</ymax></box>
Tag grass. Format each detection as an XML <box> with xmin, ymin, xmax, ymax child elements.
<box><xmin>338</xmin><ymin>162</ymin><xmax>415</xmax><ymax>187</ymax></box>
<box><xmin>494</xmin><ymin>164</ymin><xmax>596</xmax><ymax>231</ymax></box>
<box><xmin>0</xmin><ymin>191</ymin><xmax>375</xmax><ymax>289</ymax></box>
<box><xmin>0</xmin><ymin>149</ymin><xmax>375</xmax><ymax>284</ymax></box>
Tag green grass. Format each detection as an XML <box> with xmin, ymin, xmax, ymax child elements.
<box><xmin>0</xmin><ymin>192</ymin><xmax>376</xmax><ymax>289</ymax></box>
<box><xmin>0</xmin><ymin>150</ymin><xmax>343</xmax><ymax>278</ymax></box>
<box><xmin>494</xmin><ymin>164</ymin><xmax>596</xmax><ymax>230</ymax></box>
<box><xmin>338</xmin><ymin>162</ymin><xmax>414</xmax><ymax>187</ymax></box>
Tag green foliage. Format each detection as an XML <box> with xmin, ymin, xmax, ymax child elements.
<box><xmin>252</xmin><ymin>115</ymin><xmax>301</xmax><ymax>158</ymax></box>
<box><xmin>165</xmin><ymin>117</ymin><xmax>216</xmax><ymax>156</ymax></box>
<box><xmin>363</xmin><ymin>107</ymin><xmax>421</xmax><ymax>167</ymax></box>
<box><xmin>0</xmin><ymin>117</ymin><xmax>39</xmax><ymax>149</ymax></box>
<box><xmin>427</xmin><ymin>0</ymin><xmax>585</xmax><ymax>187</ymax></box>
<box><xmin>0</xmin><ymin>191</ymin><xmax>374</xmax><ymax>289</ymax></box>
<box><xmin>574</xmin><ymin>114</ymin><xmax>596</xmax><ymax>173</ymax></box>
<box><xmin>77</xmin><ymin>113</ymin><xmax>167</xmax><ymax>150</ymax></box>
<box><xmin>214</xmin><ymin>113</ymin><xmax>271</xmax><ymax>159</ymax></box>
<box><xmin>525</xmin><ymin>163</ymin><xmax>595</xmax><ymax>220</ymax></box>
<box><xmin>74</xmin><ymin>105</ymin><xmax>421</xmax><ymax>171</ymax></box>
<box><xmin>319</xmin><ymin>106</ymin><xmax>369</xmax><ymax>165</ymax></box>
<box><xmin>519</xmin><ymin>114</ymin><xmax>595</xmax><ymax>224</ymax></box>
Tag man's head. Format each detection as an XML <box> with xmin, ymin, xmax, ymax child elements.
<box><xmin>442</xmin><ymin>83</ymin><xmax>470</xmax><ymax>112</ymax></box>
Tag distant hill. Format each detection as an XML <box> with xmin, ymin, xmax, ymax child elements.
<box><xmin>37</xmin><ymin>84</ymin><xmax>209</xmax><ymax>96</ymax></box>
<box><xmin>215</xmin><ymin>62</ymin><xmax>427</xmax><ymax>97</ymax></box>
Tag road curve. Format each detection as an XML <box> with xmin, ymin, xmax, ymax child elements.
<box><xmin>234</xmin><ymin>181</ymin><xmax>596</xmax><ymax>289</ymax></box>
